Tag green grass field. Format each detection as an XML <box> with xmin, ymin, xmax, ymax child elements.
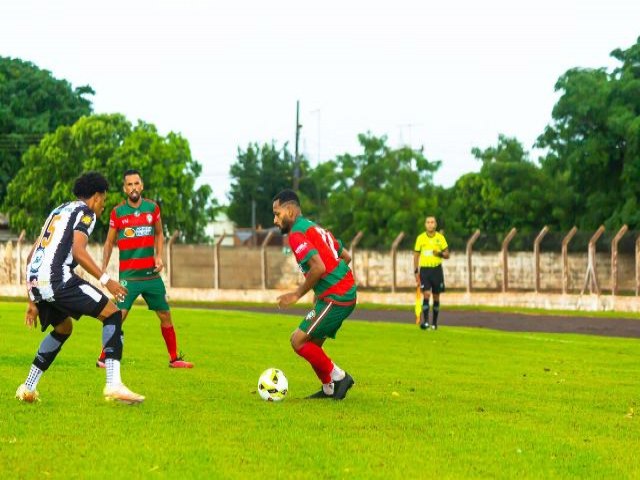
<box><xmin>0</xmin><ymin>300</ymin><xmax>638</xmax><ymax>479</ymax></box>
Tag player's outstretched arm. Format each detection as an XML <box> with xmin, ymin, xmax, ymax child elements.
<box><xmin>153</xmin><ymin>217</ymin><xmax>164</xmax><ymax>273</ymax></box>
<box><xmin>102</xmin><ymin>226</ymin><xmax>118</xmax><ymax>272</ymax></box>
<box><xmin>340</xmin><ymin>248</ymin><xmax>352</xmax><ymax>265</ymax></box>
<box><xmin>277</xmin><ymin>254</ymin><xmax>326</xmax><ymax>308</ymax></box>
<box><xmin>413</xmin><ymin>251</ymin><xmax>421</xmax><ymax>285</ymax></box>
<box><xmin>24</xmin><ymin>301</ymin><xmax>39</xmax><ymax>329</ymax></box>
<box><xmin>72</xmin><ymin>231</ymin><xmax>128</xmax><ymax>301</ymax></box>
<box><xmin>24</xmin><ymin>240</ymin><xmax>37</xmax><ymax>296</ymax></box>
<box><xmin>74</xmin><ymin>231</ymin><xmax>109</xmax><ymax>279</ymax></box>
<box><xmin>24</xmin><ymin>240</ymin><xmax>41</xmax><ymax>328</ymax></box>
<box><xmin>413</xmin><ymin>251</ymin><xmax>420</xmax><ymax>271</ymax></box>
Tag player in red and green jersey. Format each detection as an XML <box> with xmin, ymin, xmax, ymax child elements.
<box><xmin>97</xmin><ymin>169</ymin><xmax>193</xmax><ymax>368</ymax></box>
<box><xmin>272</xmin><ymin>189</ymin><xmax>356</xmax><ymax>400</ymax></box>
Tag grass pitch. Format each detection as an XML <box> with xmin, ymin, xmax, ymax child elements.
<box><xmin>0</xmin><ymin>301</ymin><xmax>638</xmax><ymax>479</ymax></box>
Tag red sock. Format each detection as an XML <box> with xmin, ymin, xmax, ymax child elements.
<box><xmin>312</xmin><ymin>365</ymin><xmax>330</xmax><ymax>384</ymax></box>
<box><xmin>296</xmin><ymin>342</ymin><xmax>333</xmax><ymax>384</ymax></box>
<box><xmin>161</xmin><ymin>325</ymin><xmax>178</xmax><ymax>361</ymax></box>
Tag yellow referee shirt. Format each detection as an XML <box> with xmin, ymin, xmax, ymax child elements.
<box><xmin>414</xmin><ymin>232</ymin><xmax>448</xmax><ymax>268</ymax></box>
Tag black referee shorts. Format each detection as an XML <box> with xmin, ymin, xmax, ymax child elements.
<box><xmin>36</xmin><ymin>275</ymin><xmax>109</xmax><ymax>332</ymax></box>
<box><xmin>419</xmin><ymin>265</ymin><xmax>445</xmax><ymax>294</ymax></box>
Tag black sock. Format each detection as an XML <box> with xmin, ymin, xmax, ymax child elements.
<box><xmin>433</xmin><ymin>300</ymin><xmax>440</xmax><ymax>326</ymax></box>
<box><xmin>33</xmin><ymin>331</ymin><xmax>70</xmax><ymax>371</ymax></box>
<box><xmin>422</xmin><ymin>300</ymin><xmax>430</xmax><ymax>324</ymax></box>
<box><xmin>102</xmin><ymin>310</ymin><xmax>123</xmax><ymax>361</ymax></box>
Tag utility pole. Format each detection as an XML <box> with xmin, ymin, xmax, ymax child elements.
<box><xmin>397</xmin><ymin>122</ymin><xmax>421</xmax><ymax>147</ymax></box>
<box><xmin>310</xmin><ymin>108</ymin><xmax>321</xmax><ymax>165</ymax></box>
<box><xmin>293</xmin><ymin>100</ymin><xmax>302</xmax><ymax>191</ymax></box>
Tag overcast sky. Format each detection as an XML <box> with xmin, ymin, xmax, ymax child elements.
<box><xmin>2</xmin><ymin>1</ymin><xmax>638</xmax><ymax>203</ymax></box>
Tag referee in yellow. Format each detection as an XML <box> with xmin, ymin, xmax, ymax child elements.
<box><xmin>413</xmin><ymin>216</ymin><xmax>449</xmax><ymax>330</ymax></box>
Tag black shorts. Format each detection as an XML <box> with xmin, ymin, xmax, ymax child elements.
<box><xmin>419</xmin><ymin>265</ymin><xmax>445</xmax><ymax>294</ymax></box>
<box><xmin>36</xmin><ymin>275</ymin><xmax>109</xmax><ymax>332</ymax></box>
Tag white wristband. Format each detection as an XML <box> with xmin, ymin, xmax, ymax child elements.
<box><xmin>99</xmin><ymin>273</ymin><xmax>110</xmax><ymax>285</ymax></box>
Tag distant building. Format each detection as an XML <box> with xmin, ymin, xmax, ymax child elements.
<box><xmin>205</xmin><ymin>211</ymin><xmax>235</xmax><ymax>246</ymax></box>
<box><xmin>234</xmin><ymin>226</ymin><xmax>285</xmax><ymax>247</ymax></box>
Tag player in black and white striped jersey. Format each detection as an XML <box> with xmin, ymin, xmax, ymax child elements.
<box><xmin>16</xmin><ymin>172</ymin><xmax>145</xmax><ymax>404</ymax></box>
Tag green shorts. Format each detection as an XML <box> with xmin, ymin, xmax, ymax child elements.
<box><xmin>299</xmin><ymin>299</ymin><xmax>356</xmax><ymax>340</ymax></box>
<box><xmin>118</xmin><ymin>277</ymin><xmax>170</xmax><ymax>311</ymax></box>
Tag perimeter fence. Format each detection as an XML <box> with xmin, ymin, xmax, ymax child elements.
<box><xmin>2</xmin><ymin>225</ymin><xmax>639</xmax><ymax>295</ymax></box>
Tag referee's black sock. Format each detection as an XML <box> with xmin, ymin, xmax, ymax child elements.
<box><xmin>433</xmin><ymin>300</ymin><xmax>440</xmax><ymax>326</ymax></box>
<box><xmin>422</xmin><ymin>300</ymin><xmax>430</xmax><ymax>325</ymax></box>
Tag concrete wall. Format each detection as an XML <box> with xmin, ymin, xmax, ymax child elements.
<box><xmin>349</xmin><ymin>250</ymin><xmax>635</xmax><ymax>293</ymax></box>
<box><xmin>1</xmin><ymin>282</ymin><xmax>638</xmax><ymax>314</ymax></box>
<box><xmin>0</xmin><ymin>241</ymin><xmax>168</xmax><ymax>292</ymax></box>
<box><xmin>1</xmin><ymin>240</ymin><xmax>637</xmax><ymax>300</ymax></box>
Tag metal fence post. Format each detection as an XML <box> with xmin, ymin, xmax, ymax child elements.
<box><xmin>390</xmin><ymin>232</ymin><xmax>405</xmax><ymax>293</ymax></box>
<box><xmin>214</xmin><ymin>233</ymin><xmax>226</xmax><ymax>290</ymax></box>
<box><xmin>465</xmin><ymin>230</ymin><xmax>481</xmax><ymax>293</ymax></box>
<box><xmin>533</xmin><ymin>226</ymin><xmax>549</xmax><ymax>293</ymax></box>
<box><xmin>16</xmin><ymin>229</ymin><xmax>26</xmax><ymax>285</ymax></box>
<box><xmin>611</xmin><ymin>225</ymin><xmax>628</xmax><ymax>296</ymax></box>
<box><xmin>261</xmin><ymin>231</ymin><xmax>274</xmax><ymax>290</ymax></box>
<box><xmin>580</xmin><ymin>225</ymin><xmax>605</xmax><ymax>295</ymax></box>
<box><xmin>561</xmin><ymin>227</ymin><xmax>577</xmax><ymax>294</ymax></box>
<box><xmin>501</xmin><ymin>228</ymin><xmax>517</xmax><ymax>293</ymax></box>
<box><xmin>5</xmin><ymin>240</ymin><xmax>14</xmax><ymax>284</ymax></box>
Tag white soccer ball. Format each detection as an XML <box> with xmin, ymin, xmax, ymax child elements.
<box><xmin>257</xmin><ymin>368</ymin><xmax>288</xmax><ymax>402</ymax></box>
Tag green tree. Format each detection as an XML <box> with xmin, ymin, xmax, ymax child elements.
<box><xmin>298</xmin><ymin>158</ymin><xmax>340</xmax><ymax>221</ymax></box>
<box><xmin>315</xmin><ymin>133</ymin><xmax>441</xmax><ymax>248</ymax></box>
<box><xmin>227</xmin><ymin>142</ymin><xmax>309</xmax><ymax>228</ymax></box>
<box><xmin>0</xmin><ymin>56</ymin><xmax>93</xmax><ymax>205</ymax></box>
<box><xmin>442</xmin><ymin>172</ymin><xmax>487</xmax><ymax>235</ymax></box>
<box><xmin>3</xmin><ymin>114</ymin><xmax>216</xmax><ymax>242</ymax></box>
<box><xmin>537</xmin><ymin>36</ymin><xmax>640</xmax><ymax>229</ymax></box>
<box><xmin>445</xmin><ymin>135</ymin><xmax>558</xmax><ymax>237</ymax></box>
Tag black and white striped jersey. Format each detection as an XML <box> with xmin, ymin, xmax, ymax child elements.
<box><xmin>26</xmin><ymin>201</ymin><xmax>97</xmax><ymax>302</ymax></box>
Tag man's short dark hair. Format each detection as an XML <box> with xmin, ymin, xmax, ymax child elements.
<box><xmin>272</xmin><ymin>189</ymin><xmax>300</xmax><ymax>206</ymax></box>
<box><xmin>123</xmin><ymin>169</ymin><xmax>141</xmax><ymax>180</ymax></box>
<box><xmin>73</xmin><ymin>172</ymin><xmax>109</xmax><ymax>199</ymax></box>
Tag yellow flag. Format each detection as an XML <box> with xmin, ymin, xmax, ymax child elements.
<box><xmin>414</xmin><ymin>287</ymin><xmax>422</xmax><ymax>324</ymax></box>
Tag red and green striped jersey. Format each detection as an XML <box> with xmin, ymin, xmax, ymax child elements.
<box><xmin>288</xmin><ymin>216</ymin><xmax>357</xmax><ymax>305</ymax></box>
<box><xmin>109</xmin><ymin>199</ymin><xmax>160</xmax><ymax>280</ymax></box>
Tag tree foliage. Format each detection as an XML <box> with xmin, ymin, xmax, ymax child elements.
<box><xmin>445</xmin><ymin>135</ymin><xmax>558</xmax><ymax>237</ymax></box>
<box><xmin>227</xmin><ymin>142</ymin><xmax>311</xmax><ymax>228</ymax></box>
<box><xmin>3</xmin><ymin>114</ymin><xmax>217</xmax><ymax>242</ymax></box>
<box><xmin>310</xmin><ymin>133</ymin><xmax>441</xmax><ymax>248</ymax></box>
<box><xmin>537</xmin><ymin>36</ymin><xmax>640</xmax><ymax>230</ymax></box>
<box><xmin>0</xmin><ymin>56</ymin><xmax>93</xmax><ymax>205</ymax></box>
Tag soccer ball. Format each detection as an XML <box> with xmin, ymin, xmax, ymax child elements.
<box><xmin>257</xmin><ymin>368</ymin><xmax>288</xmax><ymax>402</ymax></box>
